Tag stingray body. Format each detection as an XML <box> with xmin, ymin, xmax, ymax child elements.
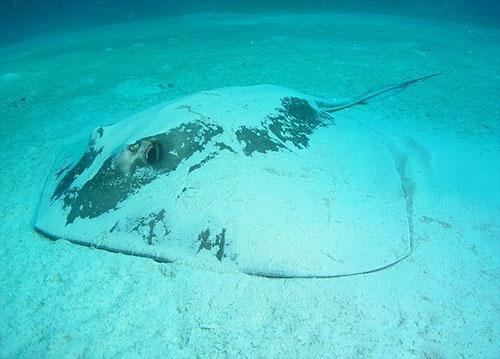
<box><xmin>36</xmin><ymin>75</ymin><xmax>436</xmax><ymax>277</ymax></box>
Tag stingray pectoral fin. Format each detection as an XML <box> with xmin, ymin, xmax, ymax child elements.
<box><xmin>316</xmin><ymin>73</ymin><xmax>440</xmax><ymax>112</ymax></box>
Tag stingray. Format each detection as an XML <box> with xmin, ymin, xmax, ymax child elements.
<box><xmin>35</xmin><ymin>74</ymin><xmax>437</xmax><ymax>278</ymax></box>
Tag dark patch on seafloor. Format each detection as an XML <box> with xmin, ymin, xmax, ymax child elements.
<box><xmin>236</xmin><ymin>97</ymin><xmax>331</xmax><ymax>156</ymax></box>
<box><xmin>9</xmin><ymin>96</ymin><xmax>28</xmax><ymax>108</ymax></box>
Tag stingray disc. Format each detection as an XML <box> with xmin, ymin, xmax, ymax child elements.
<box><xmin>36</xmin><ymin>85</ymin><xmax>411</xmax><ymax>277</ymax></box>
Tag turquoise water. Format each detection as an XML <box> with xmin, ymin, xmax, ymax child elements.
<box><xmin>0</xmin><ymin>2</ymin><xmax>499</xmax><ymax>358</ymax></box>
<box><xmin>1</xmin><ymin>1</ymin><xmax>499</xmax><ymax>45</ymax></box>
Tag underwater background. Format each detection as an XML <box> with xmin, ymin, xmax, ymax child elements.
<box><xmin>1</xmin><ymin>0</ymin><xmax>499</xmax><ymax>45</ymax></box>
<box><xmin>1</xmin><ymin>0</ymin><xmax>499</xmax><ymax>358</ymax></box>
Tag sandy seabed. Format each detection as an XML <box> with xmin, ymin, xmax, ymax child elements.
<box><xmin>0</xmin><ymin>13</ymin><xmax>499</xmax><ymax>358</ymax></box>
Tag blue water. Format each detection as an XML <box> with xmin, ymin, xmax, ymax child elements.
<box><xmin>1</xmin><ymin>0</ymin><xmax>499</xmax><ymax>45</ymax></box>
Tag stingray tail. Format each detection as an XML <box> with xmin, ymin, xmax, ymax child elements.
<box><xmin>315</xmin><ymin>73</ymin><xmax>440</xmax><ymax>112</ymax></box>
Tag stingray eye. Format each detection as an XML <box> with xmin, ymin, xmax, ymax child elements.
<box><xmin>128</xmin><ymin>142</ymin><xmax>140</xmax><ymax>152</ymax></box>
<box><xmin>144</xmin><ymin>141</ymin><xmax>160</xmax><ymax>165</ymax></box>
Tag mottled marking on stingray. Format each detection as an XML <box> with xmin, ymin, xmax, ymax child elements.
<box><xmin>236</xmin><ymin>97</ymin><xmax>331</xmax><ymax>156</ymax></box>
<box><xmin>62</xmin><ymin>120</ymin><xmax>222</xmax><ymax>224</ymax></box>
<box><xmin>197</xmin><ymin>228</ymin><xmax>227</xmax><ymax>261</ymax></box>
<box><xmin>35</xmin><ymin>74</ymin><xmax>438</xmax><ymax>278</ymax></box>
<box><xmin>131</xmin><ymin>209</ymin><xmax>170</xmax><ymax>245</ymax></box>
<box><xmin>188</xmin><ymin>152</ymin><xmax>218</xmax><ymax>173</ymax></box>
<box><xmin>52</xmin><ymin>145</ymin><xmax>103</xmax><ymax>202</ymax></box>
<box><xmin>188</xmin><ymin>142</ymin><xmax>236</xmax><ymax>174</ymax></box>
<box><xmin>215</xmin><ymin>229</ymin><xmax>227</xmax><ymax>261</ymax></box>
<box><xmin>197</xmin><ymin>229</ymin><xmax>211</xmax><ymax>252</ymax></box>
<box><xmin>236</xmin><ymin>126</ymin><xmax>286</xmax><ymax>155</ymax></box>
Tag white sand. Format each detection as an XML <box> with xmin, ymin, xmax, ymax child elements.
<box><xmin>0</xmin><ymin>13</ymin><xmax>498</xmax><ymax>357</ymax></box>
